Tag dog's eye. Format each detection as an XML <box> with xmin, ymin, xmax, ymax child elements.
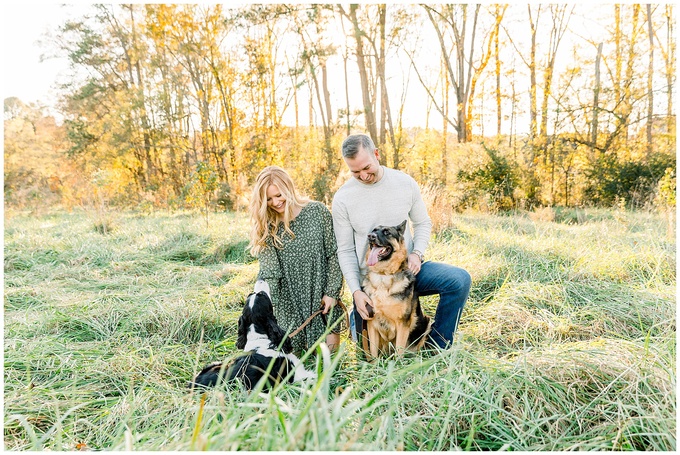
<box><xmin>382</xmin><ymin>228</ymin><xmax>390</xmax><ymax>235</ymax></box>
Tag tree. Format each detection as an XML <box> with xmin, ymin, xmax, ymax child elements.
<box><xmin>291</xmin><ymin>5</ymin><xmax>339</xmax><ymax>197</ymax></box>
<box><xmin>146</xmin><ymin>4</ymin><xmax>236</xmax><ymax>185</ymax></box>
<box><xmin>659</xmin><ymin>5</ymin><xmax>675</xmax><ymax>143</ymax></box>
<box><xmin>185</xmin><ymin>160</ymin><xmax>219</xmax><ymax>227</ymax></box>
<box><xmin>538</xmin><ymin>5</ymin><xmax>572</xmax><ymax>148</ymax></box>
<box><xmin>4</xmin><ymin>102</ymin><xmax>65</xmax><ymax>207</ymax></box>
<box><xmin>237</xmin><ymin>5</ymin><xmax>297</xmax><ymax>168</ymax></box>
<box><xmin>418</xmin><ymin>5</ymin><xmax>505</xmax><ymax>143</ymax></box>
<box><xmin>646</xmin><ymin>4</ymin><xmax>654</xmax><ymax>155</ymax></box>
<box><xmin>457</xmin><ymin>145</ymin><xmax>518</xmax><ymax>211</ymax></box>
<box><xmin>622</xmin><ymin>4</ymin><xmax>642</xmax><ymax>146</ymax></box>
<box><xmin>337</xmin><ymin>4</ymin><xmax>379</xmax><ymax>150</ymax></box>
<box><xmin>493</xmin><ymin>4</ymin><xmax>503</xmax><ymax>138</ymax></box>
<box><xmin>59</xmin><ymin>5</ymin><xmax>157</xmax><ymax>195</ymax></box>
<box><xmin>43</xmin><ymin>4</ymin><xmax>673</xmax><ymax>211</ymax></box>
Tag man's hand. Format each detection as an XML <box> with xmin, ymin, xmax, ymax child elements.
<box><xmin>321</xmin><ymin>295</ymin><xmax>336</xmax><ymax>314</ymax></box>
<box><xmin>353</xmin><ymin>290</ymin><xmax>374</xmax><ymax>320</ymax></box>
<box><xmin>407</xmin><ymin>253</ymin><xmax>422</xmax><ymax>275</ymax></box>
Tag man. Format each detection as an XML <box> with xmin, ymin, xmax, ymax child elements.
<box><xmin>331</xmin><ymin>133</ymin><xmax>471</xmax><ymax>350</ymax></box>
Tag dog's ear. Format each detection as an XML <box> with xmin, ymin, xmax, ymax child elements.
<box><xmin>267</xmin><ymin>319</ymin><xmax>292</xmax><ymax>353</ymax></box>
<box><xmin>236</xmin><ymin>314</ymin><xmax>248</xmax><ymax>350</ymax></box>
<box><xmin>397</xmin><ymin>220</ymin><xmax>407</xmax><ymax>235</ymax></box>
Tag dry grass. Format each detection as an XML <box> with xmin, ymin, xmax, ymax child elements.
<box><xmin>3</xmin><ymin>207</ymin><xmax>676</xmax><ymax>450</ymax></box>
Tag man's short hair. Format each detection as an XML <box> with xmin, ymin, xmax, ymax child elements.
<box><xmin>342</xmin><ymin>134</ymin><xmax>375</xmax><ymax>159</ymax></box>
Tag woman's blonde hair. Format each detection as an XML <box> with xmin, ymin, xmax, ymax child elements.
<box><xmin>248</xmin><ymin>166</ymin><xmax>309</xmax><ymax>255</ymax></box>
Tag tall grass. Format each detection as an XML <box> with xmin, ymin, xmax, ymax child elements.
<box><xmin>4</xmin><ymin>208</ymin><xmax>675</xmax><ymax>450</ymax></box>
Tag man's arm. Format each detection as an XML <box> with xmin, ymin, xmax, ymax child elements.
<box><xmin>331</xmin><ymin>196</ymin><xmax>374</xmax><ymax>319</ymax></box>
<box><xmin>331</xmin><ymin>197</ymin><xmax>362</xmax><ymax>294</ymax></box>
<box><xmin>409</xmin><ymin>178</ymin><xmax>433</xmax><ymax>256</ymax></box>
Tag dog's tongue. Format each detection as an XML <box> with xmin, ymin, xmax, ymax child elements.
<box><xmin>367</xmin><ymin>247</ymin><xmax>383</xmax><ymax>266</ymax></box>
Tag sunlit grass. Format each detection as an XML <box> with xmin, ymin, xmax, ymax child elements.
<box><xmin>4</xmin><ymin>208</ymin><xmax>675</xmax><ymax>450</ymax></box>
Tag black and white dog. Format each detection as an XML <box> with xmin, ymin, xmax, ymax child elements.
<box><xmin>188</xmin><ymin>281</ymin><xmax>317</xmax><ymax>391</ymax></box>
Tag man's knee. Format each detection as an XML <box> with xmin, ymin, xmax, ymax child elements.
<box><xmin>458</xmin><ymin>268</ymin><xmax>472</xmax><ymax>293</ymax></box>
<box><xmin>441</xmin><ymin>265</ymin><xmax>472</xmax><ymax>294</ymax></box>
<box><xmin>416</xmin><ymin>262</ymin><xmax>471</xmax><ymax>296</ymax></box>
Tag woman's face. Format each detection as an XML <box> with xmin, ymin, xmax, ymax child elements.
<box><xmin>266</xmin><ymin>184</ymin><xmax>286</xmax><ymax>214</ymax></box>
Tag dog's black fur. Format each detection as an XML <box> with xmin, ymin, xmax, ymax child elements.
<box><xmin>188</xmin><ymin>283</ymin><xmax>315</xmax><ymax>391</ymax></box>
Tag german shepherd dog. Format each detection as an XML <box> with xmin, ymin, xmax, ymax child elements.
<box><xmin>362</xmin><ymin>221</ymin><xmax>431</xmax><ymax>360</ymax></box>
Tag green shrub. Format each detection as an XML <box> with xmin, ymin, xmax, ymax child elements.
<box><xmin>457</xmin><ymin>145</ymin><xmax>518</xmax><ymax>212</ymax></box>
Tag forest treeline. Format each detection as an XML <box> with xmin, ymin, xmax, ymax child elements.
<box><xmin>3</xmin><ymin>4</ymin><xmax>676</xmax><ymax>216</ymax></box>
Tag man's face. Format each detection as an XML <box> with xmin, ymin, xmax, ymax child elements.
<box><xmin>344</xmin><ymin>147</ymin><xmax>382</xmax><ymax>184</ymax></box>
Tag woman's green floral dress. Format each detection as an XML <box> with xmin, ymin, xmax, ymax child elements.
<box><xmin>257</xmin><ymin>201</ymin><xmax>345</xmax><ymax>353</ymax></box>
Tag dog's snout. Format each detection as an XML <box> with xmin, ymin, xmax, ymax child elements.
<box><xmin>368</xmin><ymin>232</ymin><xmax>377</xmax><ymax>242</ymax></box>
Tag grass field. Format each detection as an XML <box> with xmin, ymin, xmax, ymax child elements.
<box><xmin>3</xmin><ymin>207</ymin><xmax>676</xmax><ymax>450</ymax></box>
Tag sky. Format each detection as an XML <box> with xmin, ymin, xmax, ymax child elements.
<box><xmin>0</xmin><ymin>2</ymin><xmax>433</xmax><ymax>128</ymax></box>
<box><xmin>1</xmin><ymin>3</ymin><xmax>640</xmax><ymax>135</ymax></box>
<box><xmin>0</xmin><ymin>2</ymin><xmax>406</xmax><ymax>126</ymax></box>
<box><xmin>2</xmin><ymin>2</ymin><xmax>76</xmax><ymax>112</ymax></box>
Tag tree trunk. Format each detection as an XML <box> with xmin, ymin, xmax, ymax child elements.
<box><xmin>623</xmin><ymin>5</ymin><xmax>641</xmax><ymax>145</ymax></box>
<box><xmin>378</xmin><ymin>4</ymin><xmax>387</xmax><ymax>153</ymax></box>
<box><xmin>343</xmin><ymin>50</ymin><xmax>351</xmax><ymax>137</ymax></box>
<box><xmin>665</xmin><ymin>5</ymin><xmax>674</xmax><ymax>139</ymax></box>
<box><xmin>376</xmin><ymin>4</ymin><xmax>399</xmax><ymax>167</ymax></box>
<box><xmin>455</xmin><ymin>5</ymin><xmax>468</xmax><ymax>142</ymax></box>
<box><xmin>614</xmin><ymin>5</ymin><xmax>622</xmax><ymax>120</ymax></box>
<box><xmin>539</xmin><ymin>6</ymin><xmax>572</xmax><ymax>147</ymax></box>
<box><xmin>495</xmin><ymin>5</ymin><xmax>502</xmax><ymax>138</ymax></box>
<box><xmin>442</xmin><ymin>54</ymin><xmax>449</xmax><ymax>185</ymax></box>
<box><xmin>592</xmin><ymin>42</ymin><xmax>603</xmax><ymax>154</ymax></box>
<box><xmin>646</xmin><ymin>4</ymin><xmax>654</xmax><ymax>155</ymax></box>
<box><xmin>348</xmin><ymin>5</ymin><xmax>378</xmax><ymax>148</ymax></box>
<box><xmin>321</xmin><ymin>60</ymin><xmax>335</xmax><ymax>173</ymax></box>
<box><xmin>465</xmin><ymin>5</ymin><xmax>506</xmax><ymax>142</ymax></box>
<box><xmin>528</xmin><ymin>6</ymin><xmax>539</xmax><ymax>148</ymax></box>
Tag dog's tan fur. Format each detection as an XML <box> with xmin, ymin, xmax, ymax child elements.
<box><xmin>362</xmin><ymin>222</ymin><xmax>431</xmax><ymax>360</ymax></box>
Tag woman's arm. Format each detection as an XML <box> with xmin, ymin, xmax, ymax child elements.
<box><xmin>321</xmin><ymin>204</ymin><xmax>343</xmax><ymax>300</ymax></box>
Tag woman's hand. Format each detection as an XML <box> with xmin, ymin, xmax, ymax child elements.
<box><xmin>321</xmin><ymin>295</ymin><xmax>337</xmax><ymax>314</ymax></box>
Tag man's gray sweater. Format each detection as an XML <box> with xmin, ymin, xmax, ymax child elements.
<box><xmin>331</xmin><ymin>166</ymin><xmax>432</xmax><ymax>294</ymax></box>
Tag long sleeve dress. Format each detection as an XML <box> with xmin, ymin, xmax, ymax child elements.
<box><xmin>257</xmin><ymin>201</ymin><xmax>345</xmax><ymax>353</ymax></box>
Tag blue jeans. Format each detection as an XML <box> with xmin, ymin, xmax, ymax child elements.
<box><xmin>350</xmin><ymin>261</ymin><xmax>471</xmax><ymax>349</ymax></box>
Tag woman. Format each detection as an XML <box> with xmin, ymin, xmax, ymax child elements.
<box><xmin>249</xmin><ymin>166</ymin><xmax>344</xmax><ymax>353</ymax></box>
